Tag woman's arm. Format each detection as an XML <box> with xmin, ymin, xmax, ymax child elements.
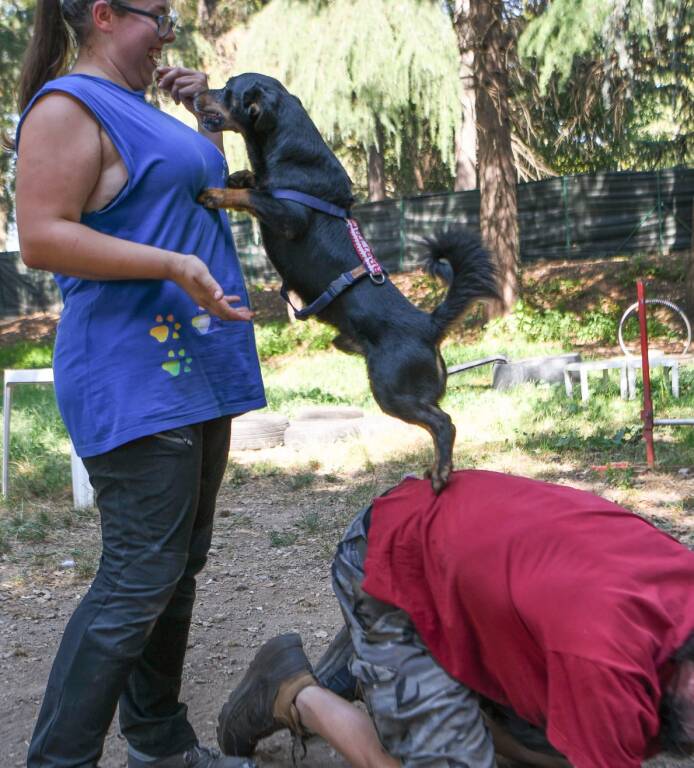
<box><xmin>15</xmin><ymin>92</ymin><xmax>248</xmax><ymax>320</ymax></box>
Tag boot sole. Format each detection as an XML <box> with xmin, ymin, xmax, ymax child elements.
<box><xmin>217</xmin><ymin>633</ymin><xmax>307</xmax><ymax>756</ymax></box>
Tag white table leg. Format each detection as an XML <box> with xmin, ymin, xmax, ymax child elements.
<box><xmin>70</xmin><ymin>443</ymin><xmax>94</xmax><ymax>509</ymax></box>
<box><xmin>671</xmin><ymin>362</ymin><xmax>679</xmax><ymax>398</ymax></box>
<box><xmin>580</xmin><ymin>368</ymin><xmax>589</xmax><ymax>402</ymax></box>
<box><xmin>619</xmin><ymin>364</ymin><xmax>629</xmax><ymax>400</ymax></box>
<box><xmin>564</xmin><ymin>369</ymin><xmax>573</xmax><ymax>397</ymax></box>
<box><xmin>628</xmin><ymin>366</ymin><xmax>637</xmax><ymax>400</ymax></box>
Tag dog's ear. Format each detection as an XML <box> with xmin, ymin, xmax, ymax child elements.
<box><xmin>242</xmin><ymin>82</ymin><xmax>278</xmax><ymax>133</ymax></box>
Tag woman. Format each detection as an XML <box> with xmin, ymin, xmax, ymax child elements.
<box><xmin>14</xmin><ymin>0</ymin><xmax>264</xmax><ymax>765</ymax></box>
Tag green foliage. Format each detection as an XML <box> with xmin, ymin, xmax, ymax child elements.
<box><xmin>254</xmin><ymin>320</ymin><xmax>335</xmax><ymax>360</ymax></box>
<box><xmin>484</xmin><ymin>300</ymin><xmax>576</xmax><ymax>344</ymax></box>
<box><xmin>519</xmin><ymin>1</ymin><xmax>610</xmax><ymax>91</ymax></box>
<box><xmin>518</xmin><ymin>0</ymin><xmax>694</xmax><ymax>171</ymax></box>
<box><xmin>230</xmin><ymin>0</ymin><xmax>460</xmax><ymax>195</ymax></box>
<box><xmin>0</xmin><ymin>385</ymin><xmax>70</xmax><ymax>499</ymax></box>
<box><xmin>0</xmin><ymin>339</ymin><xmax>53</xmax><ymax>370</ymax></box>
<box><xmin>264</xmin><ymin>384</ymin><xmax>358</xmax><ymax>413</ymax></box>
<box><xmin>0</xmin><ymin>0</ymin><xmax>33</xmax><ymax>236</ymax></box>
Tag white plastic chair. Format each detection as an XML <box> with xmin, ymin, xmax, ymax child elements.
<box><xmin>2</xmin><ymin>368</ymin><xmax>94</xmax><ymax>508</ymax></box>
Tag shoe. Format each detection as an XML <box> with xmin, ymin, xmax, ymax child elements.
<box><xmin>217</xmin><ymin>633</ymin><xmax>317</xmax><ymax>756</ymax></box>
<box><xmin>128</xmin><ymin>744</ymin><xmax>257</xmax><ymax>767</ymax></box>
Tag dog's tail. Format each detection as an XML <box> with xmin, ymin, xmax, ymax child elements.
<box><xmin>425</xmin><ymin>229</ymin><xmax>500</xmax><ymax>341</ymax></box>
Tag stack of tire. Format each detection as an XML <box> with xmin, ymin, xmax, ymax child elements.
<box><xmin>230</xmin><ymin>412</ymin><xmax>289</xmax><ymax>450</ymax></box>
<box><xmin>284</xmin><ymin>406</ymin><xmax>364</xmax><ymax>448</ymax></box>
<box><xmin>230</xmin><ymin>406</ymin><xmax>365</xmax><ymax>450</ymax></box>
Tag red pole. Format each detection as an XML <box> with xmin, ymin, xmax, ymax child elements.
<box><xmin>637</xmin><ymin>280</ymin><xmax>656</xmax><ymax>467</ymax></box>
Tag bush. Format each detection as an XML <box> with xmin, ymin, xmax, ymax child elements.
<box><xmin>254</xmin><ymin>320</ymin><xmax>335</xmax><ymax>360</ymax></box>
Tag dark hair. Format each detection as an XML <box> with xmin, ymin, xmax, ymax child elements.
<box><xmin>674</xmin><ymin>630</ymin><xmax>694</xmax><ymax>664</ymax></box>
<box><xmin>659</xmin><ymin>631</ymin><xmax>694</xmax><ymax>756</ymax></box>
<box><xmin>17</xmin><ymin>0</ymin><xmax>95</xmax><ymax>116</ymax></box>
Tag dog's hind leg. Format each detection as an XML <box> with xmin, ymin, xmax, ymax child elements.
<box><xmin>372</xmin><ymin>389</ymin><xmax>456</xmax><ymax>493</ymax></box>
<box><xmin>367</xmin><ymin>345</ymin><xmax>455</xmax><ymax>492</ymax></box>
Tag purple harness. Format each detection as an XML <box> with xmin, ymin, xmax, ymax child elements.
<box><xmin>269</xmin><ymin>188</ymin><xmax>386</xmax><ymax>320</ymax></box>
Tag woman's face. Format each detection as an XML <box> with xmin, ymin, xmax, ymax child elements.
<box><xmin>93</xmin><ymin>0</ymin><xmax>176</xmax><ymax>91</ymax></box>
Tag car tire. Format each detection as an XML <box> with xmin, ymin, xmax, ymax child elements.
<box><xmin>231</xmin><ymin>412</ymin><xmax>289</xmax><ymax>450</ymax></box>
<box><xmin>293</xmin><ymin>406</ymin><xmax>364</xmax><ymax>421</ymax></box>
<box><xmin>284</xmin><ymin>419</ymin><xmax>362</xmax><ymax>447</ymax></box>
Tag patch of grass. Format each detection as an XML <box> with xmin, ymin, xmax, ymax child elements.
<box><xmin>14</xmin><ymin>510</ymin><xmax>50</xmax><ymax>542</ymax></box>
<box><xmin>602</xmin><ymin>466</ymin><xmax>637</xmax><ymax>489</ymax></box>
<box><xmin>247</xmin><ymin>460</ymin><xmax>282</xmax><ymax>479</ymax></box>
<box><xmin>71</xmin><ymin>546</ymin><xmax>100</xmax><ymax>579</ymax></box>
<box><xmin>0</xmin><ymin>523</ymin><xmax>11</xmax><ymax>555</ymax></box>
<box><xmin>1</xmin><ymin>386</ymin><xmax>71</xmax><ymax>499</ymax></box>
<box><xmin>225</xmin><ymin>462</ymin><xmax>251</xmax><ymax>487</ymax></box>
<box><xmin>269</xmin><ymin>529</ymin><xmax>298</xmax><ymax>548</ymax></box>
<box><xmin>288</xmin><ymin>472</ymin><xmax>315</xmax><ymax>491</ymax></box>
<box><xmin>295</xmin><ymin>511</ymin><xmax>321</xmax><ymax>534</ymax></box>
<box><xmin>264</xmin><ymin>385</ymin><xmax>360</xmax><ymax>413</ymax></box>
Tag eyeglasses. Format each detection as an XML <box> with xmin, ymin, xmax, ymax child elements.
<box><xmin>108</xmin><ymin>1</ymin><xmax>179</xmax><ymax>38</ymax></box>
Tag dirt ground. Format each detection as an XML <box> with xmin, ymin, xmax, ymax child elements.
<box><xmin>1</xmin><ymin>258</ymin><xmax>694</xmax><ymax>767</ymax></box>
<box><xmin>2</xmin><ymin>451</ymin><xmax>693</xmax><ymax>768</ymax></box>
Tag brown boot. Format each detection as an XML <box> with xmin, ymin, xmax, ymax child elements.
<box><xmin>217</xmin><ymin>633</ymin><xmax>316</xmax><ymax>757</ymax></box>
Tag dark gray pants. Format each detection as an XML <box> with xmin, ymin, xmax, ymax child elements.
<box><xmin>27</xmin><ymin>417</ymin><xmax>231</xmax><ymax>768</ymax></box>
<box><xmin>330</xmin><ymin>507</ymin><xmax>497</xmax><ymax>768</ymax></box>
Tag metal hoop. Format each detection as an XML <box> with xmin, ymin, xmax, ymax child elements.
<box><xmin>617</xmin><ymin>298</ymin><xmax>691</xmax><ymax>357</ymax></box>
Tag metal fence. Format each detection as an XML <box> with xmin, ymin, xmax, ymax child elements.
<box><xmin>232</xmin><ymin>167</ymin><xmax>694</xmax><ymax>280</ymax></box>
<box><xmin>2</xmin><ymin>167</ymin><xmax>693</xmax><ymax>317</ymax></box>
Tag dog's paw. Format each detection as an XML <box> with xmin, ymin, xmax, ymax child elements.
<box><xmin>428</xmin><ymin>463</ymin><xmax>452</xmax><ymax>494</ymax></box>
<box><xmin>197</xmin><ymin>188</ymin><xmax>227</xmax><ymax>208</ymax></box>
<box><xmin>226</xmin><ymin>170</ymin><xmax>256</xmax><ymax>189</ymax></box>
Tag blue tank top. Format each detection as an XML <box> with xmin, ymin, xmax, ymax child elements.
<box><xmin>17</xmin><ymin>74</ymin><xmax>266</xmax><ymax>456</ymax></box>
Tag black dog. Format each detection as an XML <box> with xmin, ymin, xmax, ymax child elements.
<box><xmin>195</xmin><ymin>73</ymin><xmax>498</xmax><ymax>492</ymax></box>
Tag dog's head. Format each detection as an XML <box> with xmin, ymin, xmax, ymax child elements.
<box><xmin>193</xmin><ymin>73</ymin><xmax>287</xmax><ymax>136</ymax></box>
<box><xmin>195</xmin><ymin>72</ymin><xmax>353</xmax><ymax>203</ymax></box>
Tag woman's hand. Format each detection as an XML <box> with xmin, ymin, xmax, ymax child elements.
<box><xmin>156</xmin><ymin>66</ymin><xmax>225</xmax><ymax>152</ymax></box>
<box><xmin>155</xmin><ymin>66</ymin><xmax>209</xmax><ymax>116</ymax></box>
<box><xmin>170</xmin><ymin>253</ymin><xmax>254</xmax><ymax>322</ymax></box>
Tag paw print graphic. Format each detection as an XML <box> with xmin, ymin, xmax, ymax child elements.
<box><xmin>162</xmin><ymin>348</ymin><xmax>193</xmax><ymax>378</ymax></box>
<box><xmin>149</xmin><ymin>314</ymin><xmax>193</xmax><ymax>377</ymax></box>
<box><xmin>149</xmin><ymin>314</ymin><xmax>181</xmax><ymax>343</ymax></box>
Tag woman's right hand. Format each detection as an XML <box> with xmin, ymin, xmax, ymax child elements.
<box><xmin>170</xmin><ymin>253</ymin><xmax>254</xmax><ymax>321</ymax></box>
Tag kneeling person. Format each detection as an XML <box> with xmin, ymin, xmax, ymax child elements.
<box><xmin>218</xmin><ymin>471</ymin><xmax>694</xmax><ymax>767</ymax></box>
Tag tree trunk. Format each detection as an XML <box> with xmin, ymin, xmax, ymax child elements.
<box><xmin>468</xmin><ymin>0</ymin><xmax>519</xmax><ymax>315</ymax></box>
<box><xmin>0</xmin><ymin>205</ymin><xmax>7</xmax><ymax>251</ymax></box>
<box><xmin>452</xmin><ymin>0</ymin><xmax>477</xmax><ymax>192</ymax></box>
<box><xmin>686</xmin><ymin>198</ymin><xmax>694</xmax><ymax>320</ymax></box>
<box><xmin>367</xmin><ymin>120</ymin><xmax>386</xmax><ymax>202</ymax></box>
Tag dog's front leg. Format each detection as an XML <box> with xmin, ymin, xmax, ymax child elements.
<box><xmin>198</xmin><ymin>188</ymin><xmax>310</xmax><ymax>240</ymax></box>
<box><xmin>226</xmin><ymin>170</ymin><xmax>256</xmax><ymax>189</ymax></box>
<box><xmin>197</xmin><ymin>187</ymin><xmax>255</xmax><ymax>211</ymax></box>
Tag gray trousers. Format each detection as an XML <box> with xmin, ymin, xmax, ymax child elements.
<box><xmin>330</xmin><ymin>507</ymin><xmax>497</xmax><ymax>768</ymax></box>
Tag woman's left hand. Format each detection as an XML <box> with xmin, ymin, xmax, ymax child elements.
<box><xmin>155</xmin><ymin>66</ymin><xmax>208</xmax><ymax>116</ymax></box>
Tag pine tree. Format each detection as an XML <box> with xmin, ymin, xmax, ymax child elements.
<box><xmin>230</xmin><ymin>0</ymin><xmax>461</xmax><ymax>200</ymax></box>
<box><xmin>519</xmin><ymin>0</ymin><xmax>694</xmax><ymax>170</ymax></box>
